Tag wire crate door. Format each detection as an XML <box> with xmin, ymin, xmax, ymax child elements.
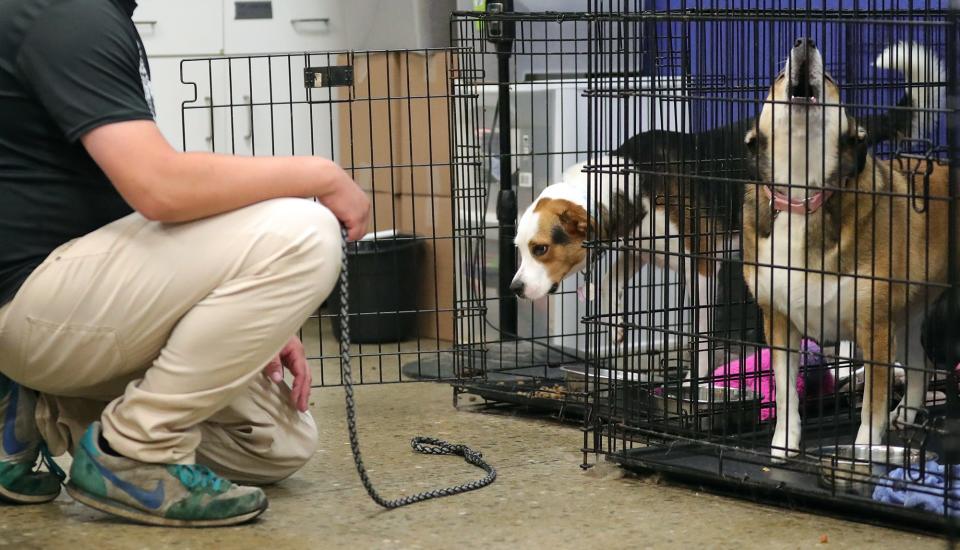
<box><xmin>178</xmin><ymin>49</ymin><xmax>484</xmax><ymax>386</ymax></box>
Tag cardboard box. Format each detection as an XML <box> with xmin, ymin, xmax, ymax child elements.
<box><xmin>397</xmin><ymin>193</ymin><xmax>455</xmax><ymax>342</ymax></box>
<box><xmin>338</xmin><ymin>51</ymin><xmax>458</xmax><ymax>342</ymax></box>
<box><xmin>337</xmin><ymin>53</ymin><xmax>405</xmax><ymax>196</ymax></box>
<box><xmin>359</xmin><ymin>192</ymin><xmax>455</xmax><ymax>342</ymax></box>
<box><xmin>338</xmin><ymin>51</ymin><xmax>454</xmax><ymax>198</ymax></box>
<box><xmin>396</xmin><ymin>52</ymin><xmax>454</xmax><ymax>197</ymax></box>
<box><xmin>367</xmin><ymin>191</ymin><xmax>400</xmax><ymax>235</ymax></box>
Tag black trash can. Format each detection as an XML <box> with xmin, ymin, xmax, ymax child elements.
<box><xmin>329</xmin><ymin>232</ymin><xmax>424</xmax><ymax>343</ymax></box>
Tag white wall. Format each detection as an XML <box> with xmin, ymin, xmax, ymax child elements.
<box><xmin>347</xmin><ymin>0</ymin><xmax>457</xmax><ymax>50</ymax></box>
<box><xmin>456</xmin><ymin>0</ymin><xmax>588</xmax><ymax>10</ymax></box>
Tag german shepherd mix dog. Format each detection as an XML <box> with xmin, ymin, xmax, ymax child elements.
<box><xmin>741</xmin><ymin>38</ymin><xmax>949</xmax><ymax>459</ymax></box>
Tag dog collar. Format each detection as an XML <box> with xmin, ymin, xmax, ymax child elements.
<box><xmin>763</xmin><ymin>186</ymin><xmax>834</xmax><ymax>215</ymax></box>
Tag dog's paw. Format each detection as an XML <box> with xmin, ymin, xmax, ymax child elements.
<box><xmin>770</xmin><ymin>424</ymin><xmax>801</xmax><ymax>462</ymax></box>
<box><xmin>770</xmin><ymin>445</ymin><xmax>800</xmax><ymax>463</ymax></box>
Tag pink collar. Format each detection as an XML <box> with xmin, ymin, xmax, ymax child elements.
<box><xmin>763</xmin><ymin>186</ymin><xmax>834</xmax><ymax>215</ymax></box>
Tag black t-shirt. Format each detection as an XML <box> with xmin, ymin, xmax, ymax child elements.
<box><xmin>0</xmin><ymin>0</ymin><xmax>154</xmax><ymax>306</ymax></box>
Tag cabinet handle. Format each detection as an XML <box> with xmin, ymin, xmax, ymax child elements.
<box><xmin>243</xmin><ymin>94</ymin><xmax>253</xmax><ymax>143</ymax></box>
<box><xmin>203</xmin><ymin>96</ymin><xmax>213</xmax><ymax>150</ymax></box>
<box><xmin>291</xmin><ymin>17</ymin><xmax>330</xmax><ymax>25</ymax></box>
<box><xmin>133</xmin><ymin>20</ymin><xmax>158</xmax><ymax>30</ymax></box>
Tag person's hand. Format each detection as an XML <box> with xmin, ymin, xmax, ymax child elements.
<box><xmin>316</xmin><ymin>160</ymin><xmax>371</xmax><ymax>241</ymax></box>
<box><xmin>263</xmin><ymin>335</ymin><xmax>312</xmax><ymax>412</ymax></box>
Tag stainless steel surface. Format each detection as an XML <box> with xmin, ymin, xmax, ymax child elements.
<box><xmin>652</xmin><ymin>385</ymin><xmax>762</xmax><ymax>433</ymax></box>
<box><xmin>560</xmin><ymin>352</ymin><xmax>683</xmax><ymax>393</ymax></box>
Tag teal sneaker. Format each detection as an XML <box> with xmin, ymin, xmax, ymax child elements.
<box><xmin>0</xmin><ymin>375</ymin><xmax>62</xmax><ymax>504</ymax></box>
<box><xmin>66</xmin><ymin>422</ymin><xmax>268</xmax><ymax>527</ymax></box>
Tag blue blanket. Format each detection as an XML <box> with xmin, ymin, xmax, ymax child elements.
<box><xmin>873</xmin><ymin>461</ymin><xmax>960</xmax><ymax>517</ymax></box>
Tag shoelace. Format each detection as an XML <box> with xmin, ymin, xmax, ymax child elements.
<box><xmin>38</xmin><ymin>442</ymin><xmax>66</xmax><ymax>483</ymax></box>
<box><xmin>172</xmin><ymin>464</ymin><xmax>225</xmax><ymax>492</ymax></box>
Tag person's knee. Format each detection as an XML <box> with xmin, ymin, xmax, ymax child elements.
<box><xmin>283</xmin><ymin>413</ymin><xmax>320</xmax><ymax>471</ymax></box>
<box><xmin>252</xmin><ymin>198</ymin><xmax>343</xmax><ymax>299</ymax></box>
<box><xmin>257</xmin><ymin>198</ymin><xmax>340</xmax><ymax>245</ymax></box>
<box><xmin>298</xmin><ymin>201</ymin><xmax>342</xmax><ymax>290</ymax></box>
<box><xmin>198</xmin><ymin>407</ymin><xmax>320</xmax><ymax>485</ymax></box>
<box><xmin>257</xmin><ymin>413</ymin><xmax>319</xmax><ymax>484</ymax></box>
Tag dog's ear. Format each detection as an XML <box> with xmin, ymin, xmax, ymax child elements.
<box><xmin>558</xmin><ymin>203</ymin><xmax>590</xmax><ymax>240</ymax></box>
<box><xmin>846</xmin><ymin>123</ymin><xmax>869</xmax><ymax>173</ymax></box>
<box><xmin>535</xmin><ymin>198</ymin><xmax>591</xmax><ymax>240</ymax></box>
<box><xmin>844</xmin><ymin>115</ymin><xmax>867</xmax><ymax>141</ymax></box>
<box><xmin>744</xmin><ymin>128</ymin><xmax>759</xmax><ymax>153</ymax></box>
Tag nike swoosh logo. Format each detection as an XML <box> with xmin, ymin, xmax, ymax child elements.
<box><xmin>2</xmin><ymin>387</ymin><xmax>28</xmax><ymax>457</ymax></box>
<box><xmin>91</xmin><ymin>458</ymin><xmax>166</xmax><ymax>510</ymax></box>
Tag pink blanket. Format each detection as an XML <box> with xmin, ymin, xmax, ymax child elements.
<box><xmin>711</xmin><ymin>339</ymin><xmax>835</xmax><ymax>421</ymax></box>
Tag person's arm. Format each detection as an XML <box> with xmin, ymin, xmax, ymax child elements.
<box><xmin>16</xmin><ymin>3</ymin><xmax>369</xmax><ymax>239</ymax></box>
<box><xmin>82</xmin><ymin>120</ymin><xmax>370</xmax><ymax>239</ymax></box>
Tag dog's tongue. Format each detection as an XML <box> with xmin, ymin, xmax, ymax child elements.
<box><xmin>576</xmin><ymin>282</ymin><xmax>595</xmax><ymax>303</ymax></box>
<box><xmin>775</xmin><ymin>190</ymin><xmax>809</xmax><ymax>206</ymax></box>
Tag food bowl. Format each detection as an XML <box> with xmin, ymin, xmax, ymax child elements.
<box><xmin>560</xmin><ymin>351</ymin><xmax>689</xmax><ymax>393</ymax></box>
<box><xmin>561</xmin><ymin>363</ymin><xmax>661</xmax><ymax>394</ymax></box>
<box><xmin>651</xmin><ymin>384</ymin><xmax>762</xmax><ymax>433</ymax></box>
<box><xmin>812</xmin><ymin>444</ymin><xmax>936</xmax><ymax>496</ymax></box>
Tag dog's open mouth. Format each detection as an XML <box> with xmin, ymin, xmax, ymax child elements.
<box><xmin>789</xmin><ymin>64</ymin><xmax>819</xmax><ymax>104</ymax></box>
<box><xmin>787</xmin><ymin>38</ymin><xmax>824</xmax><ymax>106</ymax></box>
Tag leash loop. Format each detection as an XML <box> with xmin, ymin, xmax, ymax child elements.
<box><xmin>337</xmin><ymin>226</ymin><xmax>496</xmax><ymax>509</ymax></box>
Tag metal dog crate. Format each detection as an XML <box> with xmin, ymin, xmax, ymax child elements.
<box><xmin>582</xmin><ymin>0</ymin><xmax>960</xmax><ymax>532</ymax></box>
<box><xmin>177</xmin><ymin>48</ymin><xmax>487</xmax><ymax>387</ymax></box>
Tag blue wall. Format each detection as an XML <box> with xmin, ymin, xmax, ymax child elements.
<box><xmin>643</xmin><ymin>1</ymin><xmax>950</xmax><ymax>148</ymax></box>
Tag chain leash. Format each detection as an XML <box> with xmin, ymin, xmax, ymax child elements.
<box><xmin>337</xmin><ymin>226</ymin><xmax>496</xmax><ymax>508</ymax></box>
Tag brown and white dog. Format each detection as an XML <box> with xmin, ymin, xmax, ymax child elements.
<box><xmin>509</xmin><ymin>150</ymin><xmax>741</xmax><ymax>377</ymax></box>
<box><xmin>741</xmin><ymin>38</ymin><xmax>949</xmax><ymax>459</ymax></box>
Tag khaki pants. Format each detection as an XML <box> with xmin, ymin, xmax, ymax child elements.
<box><xmin>0</xmin><ymin>198</ymin><xmax>341</xmax><ymax>484</ymax></box>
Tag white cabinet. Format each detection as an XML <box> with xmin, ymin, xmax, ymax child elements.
<box><xmin>133</xmin><ymin>1</ymin><xmax>224</xmax><ymax>56</ymax></box>
<box><xmin>223</xmin><ymin>0</ymin><xmax>345</xmax><ymax>55</ymax></box>
<box><xmin>148</xmin><ymin>57</ymin><xmax>236</xmax><ymax>153</ymax></box>
<box><xmin>136</xmin><ymin>1</ymin><xmax>349</xmax><ymax>153</ymax></box>
<box><xmin>345</xmin><ymin>0</ymin><xmax>454</xmax><ymax>50</ymax></box>
<box><xmin>220</xmin><ymin>54</ymin><xmax>339</xmax><ymax>158</ymax></box>
<box><xmin>147</xmin><ymin>57</ymin><xmax>191</xmax><ymax>150</ymax></box>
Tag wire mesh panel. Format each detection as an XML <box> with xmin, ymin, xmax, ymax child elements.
<box><xmin>584</xmin><ymin>0</ymin><xmax>960</xmax><ymax>530</ymax></box>
<box><xmin>178</xmin><ymin>48</ymin><xmax>485</xmax><ymax>386</ymax></box>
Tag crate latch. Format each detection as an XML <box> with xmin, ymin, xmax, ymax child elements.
<box><xmin>304</xmin><ymin>66</ymin><xmax>354</xmax><ymax>89</ymax></box>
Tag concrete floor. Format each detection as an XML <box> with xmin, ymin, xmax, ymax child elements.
<box><xmin>0</xmin><ymin>381</ymin><xmax>949</xmax><ymax>549</ymax></box>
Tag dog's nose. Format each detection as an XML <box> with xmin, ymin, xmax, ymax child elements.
<box><xmin>794</xmin><ymin>37</ymin><xmax>815</xmax><ymax>49</ymax></box>
<box><xmin>509</xmin><ymin>280</ymin><xmax>525</xmax><ymax>297</ymax></box>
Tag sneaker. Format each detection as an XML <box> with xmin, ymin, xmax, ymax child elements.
<box><xmin>0</xmin><ymin>375</ymin><xmax>62</xmax><ymax>504</ymax></box>
<box><xmin>66</xmin><ymin>422</ymin><xmax>268</xmax><ymax>527</ymax></box>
